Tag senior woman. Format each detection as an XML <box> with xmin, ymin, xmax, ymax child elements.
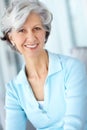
<box><xmin>0</xmin><ymin>0</ymin><xmax>87</xmax><ymax>130</ymax></box>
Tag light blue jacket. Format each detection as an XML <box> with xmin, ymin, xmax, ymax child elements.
<box><xmin>5</xmin><ymin>51</ymin><xmax>87</xmax><ymax>130</ymax></box>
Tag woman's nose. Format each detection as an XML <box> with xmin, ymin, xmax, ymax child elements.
<box><xmin>26</xmin><ymin>30</ymin><xmax>36</xmax><ymax>43</ymax></box>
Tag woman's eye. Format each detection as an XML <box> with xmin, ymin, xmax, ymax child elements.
<box><xmin>18</xmin><ymin>29</ymin><xmax>25</xmax><ymax>33</ymax></box>
<box><xmin>34</xmin><ymin>27</ymin><xmax>42</xmax><ymax>31</ymax></box>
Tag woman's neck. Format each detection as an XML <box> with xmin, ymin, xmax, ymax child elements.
<box><xmin>25</xmin><ymin>50</ymin><xmax>49</xmax><ymax>79</ymax></box>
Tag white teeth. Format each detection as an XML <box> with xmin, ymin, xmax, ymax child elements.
<box><xmin>25</xmin><ymin>44</ymin><xmax>37</xmax><ymax>48</ymax></box>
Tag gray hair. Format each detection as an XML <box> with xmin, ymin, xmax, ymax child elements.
<box><xmin>0</xmin><ymin>0</ymin><xmax>53</xmax><ymax>51</ymax></box>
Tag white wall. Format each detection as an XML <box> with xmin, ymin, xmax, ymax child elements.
<box><xmin>40</xmin><ymin>0</ymin><xmax>87</xmax><ymax>55</ymax></box>
<box><xmin>69</xmin><ymin>0</ymin><xmax>87</xmax><ymax>46</ymax></box>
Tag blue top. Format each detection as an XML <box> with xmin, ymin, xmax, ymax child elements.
<box><xmin>5</xmin><ymin>51</ymin><xmax>87</xmax><ymax>130</ymax></box>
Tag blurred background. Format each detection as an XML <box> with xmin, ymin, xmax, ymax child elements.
<box><xmin>0</xmin><ymin>0</ymin><xmax>87</xmax><ymax>130</ymax></box>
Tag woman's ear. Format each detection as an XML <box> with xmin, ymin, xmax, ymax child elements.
<box><xmin>8</xmin><ymin>32</ymin><xmax>14</xmax><ymax>45</ymax></box>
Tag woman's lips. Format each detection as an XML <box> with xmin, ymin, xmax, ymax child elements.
<box><xmin>24</xmin><ymin>43</ymin><xmax>38</xmax><ymax>49</ymax></box>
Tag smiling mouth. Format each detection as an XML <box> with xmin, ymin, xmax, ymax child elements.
<box><xmin>24</xmin><ymin>44</ymin><xmax>38</xmax><ymax>49</ymax></box>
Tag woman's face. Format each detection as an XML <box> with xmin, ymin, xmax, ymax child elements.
<box><xmin>9</xmin><ymin>12</ymin><xmax>46</xmax><ymax>57</ymax></box>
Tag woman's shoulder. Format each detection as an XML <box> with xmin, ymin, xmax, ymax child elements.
<box><xmin>49</xmin><ymin>51</ymin><xmax>86</xmax><ymax>72</ymax></box>
<box><xmin>5</xmin><ymin>65</ymin><xmax>27</xmax><ymax>90</ymax></box>
<box><xmin>49</xmin><ymin>51</ymin><xmax>82</xmax><ymax>63</ymax></box>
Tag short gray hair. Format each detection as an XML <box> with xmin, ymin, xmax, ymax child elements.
<box><xmin>0</xmin><ymin>0</ymin><xmax>53</xmax><ymax>51</ymax></box>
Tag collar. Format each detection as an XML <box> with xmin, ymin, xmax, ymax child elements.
<box><xmin>48</xmin><ymin>51</ymin><xmax>62</xmax><ymax>76</ymax></box>
<box><xmin>16</xmin><ymin>51</ymin><xmax>63</xmax><ymax>84</ymax></box>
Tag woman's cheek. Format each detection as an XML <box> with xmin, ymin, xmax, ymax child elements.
<box><xmin>38</xmin><ymin>33</ymin><xmax>45</xmax><ymax>42</ymax></box>
<box><xmin>15</xmin><ymin>36</ymin><xmax>25</xmax><ymax>44</ymax></box>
